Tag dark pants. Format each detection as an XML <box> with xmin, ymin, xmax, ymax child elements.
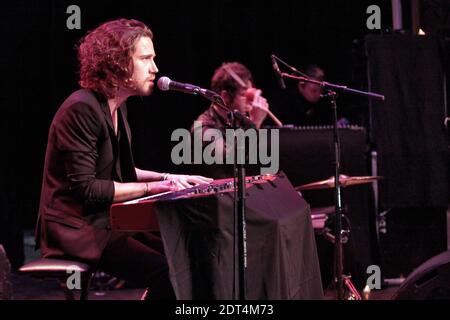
<box><xmin>98</xmin><ymin>231</ymin><xmax>175</xmax><ymax>300</ymax></box>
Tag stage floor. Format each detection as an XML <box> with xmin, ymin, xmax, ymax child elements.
<box><xmin>9</xmin><ymin>272</ymin><xmax>399</xmax><ymax>300</ymax></box>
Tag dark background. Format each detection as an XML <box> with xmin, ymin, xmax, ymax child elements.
<box><xmin>1</xmin><ymin>0</ymin><xmax>448</xmax><ymax>286</ymax></box>
<box><xmin>0</xmin><ymin>0</ymin><xmax>391</xmax><ymax>228</ymax></box>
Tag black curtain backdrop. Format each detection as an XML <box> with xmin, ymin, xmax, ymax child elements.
<box><xmin>366</xmin><ymin>34</ymin><xmax>449</xmax><ymax>209</ymax></box>
<box><xmin>366</xmin><ymin>34</ymin><xmax>449</xmax><ymax>277</ymax></box>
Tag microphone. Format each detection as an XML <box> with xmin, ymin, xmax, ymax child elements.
<box><xmin>271</xmin><ymin>55</ymin><xmax>286</xmax><ymax>90</ymax></box>
<box><xmin>157</xmin><ymin>76</ymin><xmax>217</xmax><ymax>97</ymax></box>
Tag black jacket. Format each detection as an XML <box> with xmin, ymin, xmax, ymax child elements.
<box><xmin>35</xmin><ymin>89</ymin><xmax>137</xmax><ymax>263</ymax></box>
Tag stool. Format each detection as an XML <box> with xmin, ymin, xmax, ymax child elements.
<box><xmin>19</xmin><ymin>258</ymin><xmax>94</xmax><ymax>300</ymax></box>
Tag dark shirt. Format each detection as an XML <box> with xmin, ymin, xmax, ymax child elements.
<box><xmin>191</xmin><ymin>104</ymin><xmax>229</xmax><ymax>135</ymax></box>
<box><xmin>191</xmin><ymin>103</ymin><xmax>255</xmax><ymax>134</ymax></box>
<box><xmin>112</xmin><ymin>110</ymin><xmax>132</xmax><ymax>183</ymax></box>
<box><xmin>190</xmin><ymin>104</ymin><xmax>261</xmax><ymax>178</ymax></box>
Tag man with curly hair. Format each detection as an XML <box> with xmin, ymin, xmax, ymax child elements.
<box><xmin>35</xmin><ymin>18</ymin><xmax>211</xmax><ymax>300</ymax></box>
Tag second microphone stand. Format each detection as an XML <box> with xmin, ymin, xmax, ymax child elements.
<box><xmin>280</xmin><ymin>72</ymin><xmax>384</xmax><ymax>300</ymax></box>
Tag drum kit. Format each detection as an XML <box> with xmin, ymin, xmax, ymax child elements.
<box><xmin>297</xmin><ymin>174</ymin><xmax>382</xmax><ymax>235</ymax></box>
<box><xmin>296</xmin><ymin>174</ymin><xmax>383</xmax><ymax>300</ymax></box>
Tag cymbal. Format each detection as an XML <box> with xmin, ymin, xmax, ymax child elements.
<box><xmin>296</xmin><ymin>175</ymin><xmax>383</xmax><ymax>191</ymax></box>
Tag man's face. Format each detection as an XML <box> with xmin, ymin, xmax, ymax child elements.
<box><xmin>298</xmin><ymin>82</ymin><xmax>322</xmax><ymax>104</ymax></box>
<box><xmin>129</xmin><ymin>36</ymin><xmax>158</xmax><ymax>96</ymax></box>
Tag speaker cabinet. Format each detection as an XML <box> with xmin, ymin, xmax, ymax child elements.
<box><xmin>393</xmin><ymin>250</ymin><xmax>450</xmax><ymax>300</ymax></box>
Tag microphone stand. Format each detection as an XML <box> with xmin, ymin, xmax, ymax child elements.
<box><xmin>199</xmin><ymin>91</ymin><xmax>248</xmax><ymax>300</ymax></box>
<box><xmin>281</xmin><ymin>72</ymin><xmax>384</xmax><ymax>300</ymax></box>
<box><xmin>228</xmin><ymin>109</ymin><xmax>247</xmax><ymax>301</ymax></box>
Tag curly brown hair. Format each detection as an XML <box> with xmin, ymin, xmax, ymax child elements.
<box><xmin>78</xmin><ymin>19</ymin><xmax>153</xmax><ymax>98</ymax></box>
<box><xmin>211</xmin><ymin>62</ymin><xmax>253</xmax><ymax>100</ymax></box>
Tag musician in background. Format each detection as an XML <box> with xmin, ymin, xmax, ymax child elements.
<box><xmin>274</xmin><ymin>64</ymin><xmax>328</xmax><ymax>126</ymax></box>
<box><xmin>274</xmin><ymin>64</ymin><xmax>352</xmax><ymax>127</ymax></box>
<box><xmin>189</xmin><ymin>62</ymin><xmax>271</xmax><ymax>178</ymax></box>
<box><xmin>35</xmin><ymin>18</ymin><xmax>211</xmax><ymax>300</ymax></box>
<box><xmin>193</xmin><ymin>62</ymin><xmax>269</xmax><ymax>131</ymax></box>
